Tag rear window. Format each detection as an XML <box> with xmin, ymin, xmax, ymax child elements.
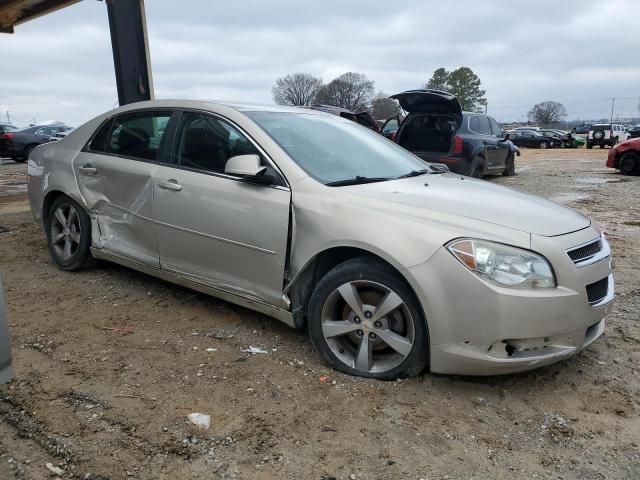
<box><xmin>592</xmin><ymin>124</ymin><xmax>611</xmax><ymax>130</ymax></box>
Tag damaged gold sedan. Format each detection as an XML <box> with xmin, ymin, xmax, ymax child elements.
<box><xmin>28</xmin><ymin>101</ymin><xmax>614</xmax><ymax>379</ymax></box>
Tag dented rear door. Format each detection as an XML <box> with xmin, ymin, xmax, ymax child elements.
<box><xmin>72</xmin><ymin>110</ymin><xmax>174</xmax><ymax>267</ymax></box>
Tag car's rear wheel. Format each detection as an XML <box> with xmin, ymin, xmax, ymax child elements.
<box><xmin>619</xmin><ymin>152</ymin><xmax>640</xmax><ymax>176</ymax></box>
<box><xmin>539</xmin><ymin>141</ymin><xmax>548</xmax><ymax>149</ymax></box>
<box><xmin>23</xmin><ymin>144</ymin><xmax>37</xmax><ymax>161</ymax></box>
<box><xmin>599</xmin><ymin>144</ymin><xmax>605</xmax><ymax>149</ymax></box>
<box><xmin>586</xmin><ymin>143</ymin><xmax>593</xmax><ymax>149</ymax></box>
<box><xmin>502</xmin><ymin>153</ymin><xmax>515</xmax><ymax>176</ymax></box>
<box><xmin>308</xmin><ymin>258</ymin><xmax>428</xmax><ymax>380</ymax></box>
<box><xmin>46</xmin><ymin>195</ymin><xmax>93</xmax><ymax>271</ymax></box>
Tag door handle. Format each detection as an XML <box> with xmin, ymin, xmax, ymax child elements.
<box><xmin>158</xmin><ymin>179</ymin><xmax>182</xmax><ymax>191</ymax></box>
<box><xmin>78</xmin><ymin>165</ymin><xmax>97</xmax><ymax>175</ymax></box>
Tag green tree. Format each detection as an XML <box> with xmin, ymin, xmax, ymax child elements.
<box><xmin>426</xmin><ymin>67</ymin><xmax>449</xmax><ymax>91</ymax></box>
<box><xmin>528</xmin><ymin>101</ymin><xmax>567</xmax><ymax>127</ymax></box>
<box><xmin>425</xmin><ymin>67</ymin><xmax>487</xmax><ymax>112</ymax></box>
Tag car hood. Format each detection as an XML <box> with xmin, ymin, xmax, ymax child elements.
<box><xmin>343</xmin><ymin>174</ymin><xmax>590</xmax><ymax>237</ymax></box>
<box><xmin>617</xmin><ymin>137</ymin><xmax>640</xmax><ymax>148</ymax></box>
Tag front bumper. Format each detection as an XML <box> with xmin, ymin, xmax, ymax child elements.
<box><xmin>407</xmin><ymin>226</ymin><xmax>613</xmax><ymax>375</ymax></box>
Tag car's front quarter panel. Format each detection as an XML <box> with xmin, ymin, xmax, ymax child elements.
<box><xmin>413</xmin><ymin>225</ymin><xmax>613</xmax><ymax>375</ymax></box>
<box><xmin>288</xmin><ymin>177</ymin><xmax>531</xmax><ymax>284</ymax></box>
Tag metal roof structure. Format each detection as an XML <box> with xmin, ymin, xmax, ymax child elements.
<box><xmin>0</xmin><ymin>0</ymin><xmax>79</xmax><ymax>33</ymax></box>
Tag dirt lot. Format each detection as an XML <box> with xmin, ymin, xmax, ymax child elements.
<box><xmin>0</xmin><ymin>149</ymin><xmax>639</xmax><ymax>480</ymax></box>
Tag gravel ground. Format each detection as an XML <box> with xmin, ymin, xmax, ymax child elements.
<box><xmin>0</xmin><ymin>149</ymin><xmax>638</xmax><ymax>480</ymax></box>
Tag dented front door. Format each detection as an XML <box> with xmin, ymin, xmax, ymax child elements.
<box><xmin>72</xmin><ymin>152</ymin><xmax>159</xmax><ymax>267</ymax></box>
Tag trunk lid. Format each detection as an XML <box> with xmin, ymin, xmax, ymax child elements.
<box><xmin>391</xmin><ymin>89</ymin><xmax>462</xmax><ymax>117</ymax></box>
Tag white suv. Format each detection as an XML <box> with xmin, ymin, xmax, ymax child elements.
<box><xmin>587</xmin><ymin>123</ymin><xmax>629</xmax><ymax>149</ymax></box>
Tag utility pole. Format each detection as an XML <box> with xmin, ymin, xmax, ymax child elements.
<box><xmin>610</xmin><ymin>97</ymin><xmax>615</xmax><ymax>123</ymax></box>
<box><xmin>484</xmin><ymin>102</ymin><xmax>488</xmax><ymax>115</ymax></box>
<box><xmin>5</xmin><ymin>110</ymin><xmax>9</xmax><ymax>123</ymax></box>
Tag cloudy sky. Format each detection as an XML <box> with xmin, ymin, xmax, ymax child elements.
<box><xmin>1</xmin><ymin>0</ymin><xmax>639</xmax><ymax>127</ymax></box>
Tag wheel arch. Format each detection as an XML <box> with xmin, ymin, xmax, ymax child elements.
<box><xmin>286</xmin><ymin>245</ymin><xmax>427</xmax><ymax>332</ymax></box>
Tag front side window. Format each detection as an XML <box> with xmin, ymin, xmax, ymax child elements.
<box><xmin>477</xmin><ymin>116</ymin><xmax>492</xmax><ymax>135</ymax></box>
<box><xmin>488</xmin><ymin>118</ymin><xmax>503</xmax><ymax>136</ymax></box>
<box><xmin>172</xmin><ymin>112</ymin><xmax>263</xmax><ymax>174</ymax></box>
<box><xmin>247</xmin><ymin>111</ymin><xmax>431</xmax><ymax>185</ymax></box>
<box><xmin>382</xmin><ymin>118</ymin><xmax>398</xmax><ymax>134</ymax></box>
<box><xmin>105</xmin><ymin>111</ymin><xmax>171</xmax><ymax>161</ymax></box>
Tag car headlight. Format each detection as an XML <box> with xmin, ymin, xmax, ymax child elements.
<box><xmin>447</xmin><ymin>239</ymin><xmax>556</xmax><ymax>289</ymax></box>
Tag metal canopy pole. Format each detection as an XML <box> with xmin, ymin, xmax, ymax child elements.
<box><xmin>105</xmin><ymin>0</ymin><xmax>154</xmax><ymax>106</ymax></box>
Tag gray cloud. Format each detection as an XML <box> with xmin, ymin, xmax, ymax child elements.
<box><xmin>1</xmin><ymin>0</ymin><xmax>639</xmax><ymax>127</ymax></box>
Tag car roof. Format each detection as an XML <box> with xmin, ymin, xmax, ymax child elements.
<box><xmin>107</xmin><ymin>99</ymin><xmax>324</xmax><ymax>116</ymax></box>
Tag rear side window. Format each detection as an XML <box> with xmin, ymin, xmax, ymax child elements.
<box><xmin>104</xmin><ymin>111</ymin><xmax>172</xmax><ymax>161</ymax></box>
<box><xmin>382</xmin><ymin>118</ymin><xmax>398</xmax><ymax>134</ymax></box>
<box><xmin>468</xmin><ymin>116</ymin><xmax>480</xmax><ymax>132</ymax></box>
<box><xmin>90</xmin><ymin>119</ymin><xmax>113</xmax><ymax>151</ymax></box>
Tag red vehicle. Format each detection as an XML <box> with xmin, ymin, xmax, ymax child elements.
<box><xmin>607</xmin><ymin>137</ymin><xmax>640</xmax><ymax>175</ymax></box>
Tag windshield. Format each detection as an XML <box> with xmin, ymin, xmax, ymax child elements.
<box><xmin>246</xmin><ymin>111</ymin><xmax>430</xmax><ymax>184</ymax></box>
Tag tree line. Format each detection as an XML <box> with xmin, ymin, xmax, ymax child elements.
<box><xmin>272</xmin><ymin>68</ymin><xmax>568</xmax><ymax>126</ymax></box>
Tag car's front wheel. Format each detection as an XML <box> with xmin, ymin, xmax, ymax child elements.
<box><xmin>619</xmin><ymin>152</ymin><xmax>640</xmax><ymax>176</ymax></box>
<box><xmin>502</xmin><ymin>153</ymin><xmax>515</xmax><ymax>176</ymax></box>
<box><xmin>45</xmin><ymin>195</ymin><xmax>93</xmax><ymax>270</ymax></box>
<box><xmin>308</xmin><ymin>258</ymin><xmax>428</xmax><ymax>380</ymax></box>
<box><xmin>539</xmin><ymin>141</ymin><xmax>548</xmax><ymax>149</ymax></box>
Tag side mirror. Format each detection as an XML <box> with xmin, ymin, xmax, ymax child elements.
<box><xmin>225</xmin><ymin>154</ymin><xmax>274</xmax><ymax>185</ymax></box>
<box><xmin>225</xmin><ymin>154</ymin><xmax>266</xmax><ymax>177</ymax></box>
<box><xmin>498</xmin><ymin>132</ymin><xmax>509</xmax><ymax>141</ymax></box>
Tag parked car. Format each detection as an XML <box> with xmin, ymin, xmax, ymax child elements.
<box><xmin>512</xmin><ymin>126</ymin><xmax>541</xmax><ymax>131</ymax></box>
<box><xmin>389</xmin><ymin>90</ymin><xmax>519</xmax><ymax>178</ymax></box>
<box><xmin>508</xmin><ymin>129</ymin><xmax>561</xmax><ymax>149</ymax></box>
<box><xmin>308</xmin><ymin>105</ymin><xmax>379</xmax><ymax>133</ymax></box>
<box><xmin>380</xmin><ymin>115</ymin><xmax>403</xmax><ymax>139</ymax></box>
<box><xmin>0</xmin><ymin>123</ymin><xmax>18</xmax><ymax>135</ymax></box>
<box><xmin>28</xmin><ymin>100</ymin><xmax>614</xmax><ymax>379</ymax></box>
<box><xmin>626</xmin><ymin>125</ymin><xmax>640</xmax><ymax>139</ymax></box>
<box><xmin>607</xmin><ymin>137</ymin><xmax>640</xmax><ymax>175</ymax></box>
<box><xmin>572</xmin><ymin>124</ymin><xmax>591</xmax><ymax>135</ymax></box>
<box><xmin>539</xmin><ymin>129</ymin><xmax>584</xmax><ymax>148</ymax></box>
<box><xmin>586</xmin><ymin>123</ymin><xmax>628</xmax><ymax>149</ymax></box>
<box><xmin>0</xmin><ymin>277</ymin><xmax>14</xmax><ymax>385</ymax></box>
<box><xmin>0</xmin><ymin>124</ymin><xmax>72</xmax><ymax>162</ymax></box>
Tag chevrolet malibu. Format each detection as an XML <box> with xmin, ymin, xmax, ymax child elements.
<box><xmin>27</xmin><ymin>100</ymin><xmax>614</xmax><ymax>379</ymax></box>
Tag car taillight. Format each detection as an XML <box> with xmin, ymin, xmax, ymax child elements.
<box><xmin>390</xmin><ymin>132</ymin><xmax>397</xmax><ymax>143</ymax></box>
<box><xmin>453</xmin><ymin>135</ymin><xmax>463</xmax><ymax>155</ymax></box>
<box><xmin>0</xmin><ymin>133</ymin><xmax>14</xmax><ymax>139</ymax></box>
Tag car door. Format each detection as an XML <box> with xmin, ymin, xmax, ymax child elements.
<box><xmin>476</xmin><ymin>116</ymin><xmax>500</xmax><ymax>168</ymax></box>
<box><xmin>153</xmin><ymin>110</ymin><xmax>291</xmax><ymax>307</ymax></box>
<box><xmin>488</xmin><ymin>117</ymin><xmax>509</xmax><ymax>167</ymax></box>
<box><xmin>72</xmin><ymin>110</ymin><xmax>174</xmax><ymax>267</ymax></box>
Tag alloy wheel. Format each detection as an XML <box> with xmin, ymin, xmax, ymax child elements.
<box><xmin>50</xmin><ymin>203</ymin><xmax>81</xmax><ymax>261</ymax></box>
<box><xmin>320</xmin><ymin>280</ymin><xmax>415</xmax><ymax>374</ymax></box>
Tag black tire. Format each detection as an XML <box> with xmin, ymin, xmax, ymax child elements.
<box><xmin>619</xmin><ymin>152</ymin><xmax>640</xmax><ymax>176</ymax></box>
<box><xmin>599</xmin><ymin>144</ymin><xmax>604</xmax><ymax>149</ymax></box>
<box><xmin>308</xmin><ymin>257</ymin><xmax>429</xmax><ymax>380</ymax></box>
<box><xmin>539</xmin><ymin>141</ymin><xmax>548</xmax><ymax>149</ymax></box>
<box><xmin>23</xmin><ymin>144</ymin><xmax>37</xmax><ymax>160</ymax></box>
<box><xmin>502</xmin><ymin>153</ymin><xmax>515</xmax><ymax>176</ymax></box>
<box><xmin>469</xmin><ymin>156</ymin><xmax>484</xmax><ymax>179</ymax></box>
<box><xmin>45</xmin><ymin>195</ymin><xmax>94</xmax><ymax>271</ymax></box>
<box><xmin>586</xmin><ymin>143</ymin><xmax>593</xmax><ymax>149</ymax></box>
<box><xmin>610</xmin><ymin>137</ymin><xmax>618</xmax><ymax>147</ymax></box>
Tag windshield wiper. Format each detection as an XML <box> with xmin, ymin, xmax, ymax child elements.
<box><xmin>325</xmin><ymin>176</ymin><xmax>392</xmax><ymax>187</ymax></box>
<box><xmin>396</xmin><ymin>169</ymin><xmax>430</xmax><ymax>179</ymax></box>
